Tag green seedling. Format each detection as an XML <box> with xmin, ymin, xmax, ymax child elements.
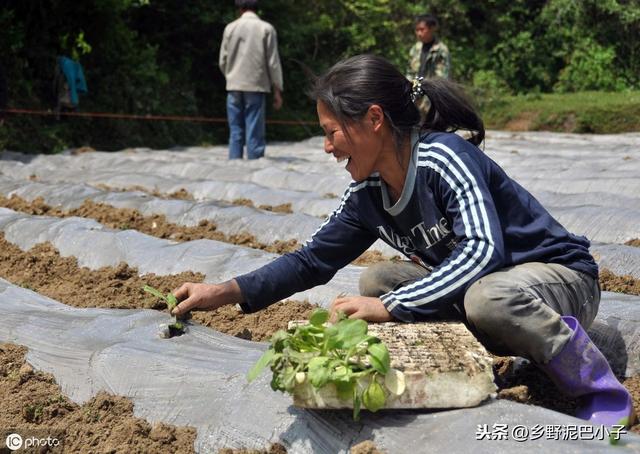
<box><xmin>247</xmin><ymin>308</ymin><xmax>405</xmax><ymax>420</ymax></box>
<box><xmin>142</xmin><ymin>285</ymin><xmax>185</xmax><ymax>338</ymax></box>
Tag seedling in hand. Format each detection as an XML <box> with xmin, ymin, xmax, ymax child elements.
<box><xmin>143</xmin><ymin>285</ymin><xmax>186</xmax><ymax>338</ymax></box>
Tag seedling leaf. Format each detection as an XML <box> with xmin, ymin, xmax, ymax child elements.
<box><xmin>368</xmin><ymin>343</ymin><xmax>390</xmax><ymax>375</ymax></box>
<box><xmin>335</xmin><ymin>381</ymin><xmax>354</xmax><ymax>401</ymax></box>
<box><xmin>308</xmin><ymin>356</ymin><xmax>331</xmax><ymax>388</ymax></box>
<box><xmin>247</xmin><ymin>349</ymin><xmax>275</xmax><ymax>382</ymax></box>
<box><xmin>335</xmin><ymin>319</ymin><xmax>368</xmax><ymax>348</ymax></box>
<box><xmin>143</xmin><ymin>285</ymin><xmax>166</xmax><ymax>300</ymax></box>
<box><xmin>166</xmin><ymin>293</ymin><xmax>178</xmax><ymax>310</ymax></box>
<box><xmin>247</xmin><ymin>312</ymin><xmax>401</xmax><ymax>420</ymax></box>
<box><xmin>353</xmin><ymin>387</ymin><xmax>362</xmax><ymax>421</ymax></box>
<box><xmin>384</xmin><ymin>369</ymin><xmax>406</xmax><ymax>396</ymax></box>
<box><xmin>309</xmin><ymin>308</ymin><xmax>329</xmax><ymax>326</ymax></box>
<box><xmin>362</xmin><ymin>380</ymin><xmax>386</xmax><ymax>412</ymax></box>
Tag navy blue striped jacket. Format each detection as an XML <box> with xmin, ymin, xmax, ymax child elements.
<box><xmin>236</xmin><ymin>132</ymin><xmax>598</xmax><ymax>321</ymax></box>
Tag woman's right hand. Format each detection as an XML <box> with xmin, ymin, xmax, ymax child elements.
<box><xmin>171</xmin><ymin>279</ymin><xmax>243</xmax><ymax>316</ymax></box>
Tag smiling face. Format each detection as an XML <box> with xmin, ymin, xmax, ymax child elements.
<box><xmin>317</xmin><ymin>101</ymin><xmax>383</xmax><ymax>182</ymax></box>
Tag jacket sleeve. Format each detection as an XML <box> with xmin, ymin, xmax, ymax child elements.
<box><xmin>381</xmin><ymin>143</ymin><xmax>505</xmax><ymax>322</ymax></box>
<box><xmin>218</xmin><ymin>26</ymin><xmax>229</xmax><ymax>75</ymax></box>
<box><xmin>433</xmin><ymin>45</ymin><xmax>450</xmax><ymax>79</ymax></box>
<box><xmin>236</xmin><ymin>184</ymin><xmax>376</xmax><ymax>312</ymax></box>
<box><xmin>265</xmin><ymin>26</ymin><xmax>283</xmax><ymax>91</ymax></box>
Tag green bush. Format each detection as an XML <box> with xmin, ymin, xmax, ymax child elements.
<box><xmin>555</xmin><ymin>38</ymin><xmax>626</xmax><ymax>93</ymax></box>
<box><xmin>468</xmin><ymin>70</ymin><xmax>510</xmax><ymax>111</ymax></box>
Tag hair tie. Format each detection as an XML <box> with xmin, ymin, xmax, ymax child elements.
<box><xmin>411</xmin><ymin>76</ymin><xmax>425</xmax><ymax>103</ymax></box>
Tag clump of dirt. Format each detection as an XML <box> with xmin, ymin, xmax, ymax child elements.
<box><xmin>192</xmin><ymin>300</ymin><xmax>315</xmax><ymax>342</ymax></box>
<box><xmin>0</xmin><ymin>195</ymin><xmax>302</xmax><ymax>255</ymax></box>
<box><xmin>232</xmin><ymin>198</ymin><xmax>255</xmax><ymax>207</ymax></box>
<box><xmin>258</xmin><ymin>203</ymin><xmax>293</xmax><ymax>214</ymax></box>
<box><xmin>625</xmin><ymin>239</ymin><xmax>640</xmax><ymax>247</ymax></box>
<box><xmin>0</xmin><ymin>234</ymin><xmax>313</xmax><ymax>340</ymax></box>
<box><xmin>600</xmin><ymin>268</ymin><xmax>640</xmax><ymax>296</ymax></box>
<box><xmin>231</xmin><ymin>198</ymin><xmax>293</xmax><ymax>214</ymax></box>
<box><xmin>494</xmin><ymin>356</ymin><xmax>579</xmax><ymax>415</ymax></box>
<box><xmin>218</xmin><ymin>443</ymin><xmax>287</xmax><ymax>454</ymax></box>
<box><xmin>168</xmin><ymin>188</ymin><xmax>194</xmax><ymax>200</ymax></box>
<box><xmin>93</xmin><ymin>183</ymin><xmax>194</xmax><ymax>201</ymax></box>
<box><xmin>0</xmin><ymin>343</ymin><xmax>196</xmax><ymax>453</ymax></box>
<box><xmin>350</xmin><ymin>440</ymin><xmax>384</xmax><ymax>454</ymax></box>
<box><xmin>352</xmin><ymin>250</ymin><xmax>401</xmax><ymax>266</ymax></box>
<box><xmin>267</xmin><ymin>239</ymin><xmax>301</xmax><ymax>254</ymax></box>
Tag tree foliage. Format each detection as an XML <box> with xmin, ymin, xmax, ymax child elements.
<box><xmin>1</xmin><ymin>0</ymin><xmax>638</xmax><ymax>152</ymax></box>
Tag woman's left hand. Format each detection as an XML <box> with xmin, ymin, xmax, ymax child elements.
<box><xmin>329</xmin><ymin>295</ymin><xmax>394</xmax><ymax>322</ymax></box>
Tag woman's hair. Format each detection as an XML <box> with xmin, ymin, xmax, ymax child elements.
<box><xmin>310</xmin><ymin>54</ymin><xmax>484</xmax><ymax>147</ymax></box>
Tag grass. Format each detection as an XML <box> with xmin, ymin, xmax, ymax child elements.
<box><xmin>480</xmin><ymin>91</ymin><xmax>640</xmax><ymax>134</ymax></box>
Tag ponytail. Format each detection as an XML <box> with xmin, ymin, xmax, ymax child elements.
<box><xmin>311</xmin><ymin>55</ymin><xmax>484</xmax><ymax>148</ymax></box>
<box><xmin>416</xmin><ymin>78</ymin><xmax>485</xmax><ymax>146</ymax></box>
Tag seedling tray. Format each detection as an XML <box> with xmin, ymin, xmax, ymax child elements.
<box><xmin>290</xmin><ymin>321</ymin><xmax>496</xmax><ymax>409</ymax></box>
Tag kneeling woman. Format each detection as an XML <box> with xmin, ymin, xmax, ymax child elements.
<box><xmin>173</xmin><ymin>54</ymin><xmax>634</xmax><ymax>427</ymax></box>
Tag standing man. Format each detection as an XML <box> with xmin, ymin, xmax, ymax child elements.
<box><xmin>219</xmin><ymin>0</ymin><xmax>284</xmax><ymax>160</ymax></box>
<box><xmin>406</xmin><ymin>14</ymin><xmax>450</xmax><ymax>81</ymax></box>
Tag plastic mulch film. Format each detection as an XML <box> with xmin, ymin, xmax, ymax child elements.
<box><xmin>0</xmin><ymin>131</ymin><xmax>640</xmax><ymax>452</ymax></box>
<box><xmin>1</xmin><ymin>207</ymin><xmax>639</xmax><ymax>380</ymax></box>
<box><xmin>1</xmin><ymin>280</ymin><xmax>639</xmax><ymax>453</ymax></box>
<box><xmin>0</xmin><ymin>175</ymin><xmax>398</xmax><ymax>257</ymax></box>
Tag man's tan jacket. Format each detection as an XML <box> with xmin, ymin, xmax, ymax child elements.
<box><xmin>219</xmin><ymin>11</ymin><xmax>283</xmax><ymax>93</ymax></box>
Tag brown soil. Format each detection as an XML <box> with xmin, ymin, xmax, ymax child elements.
<box><xmin>504</xmin><ymin>111</ymin><xmax>537</xmax><ymax>131</ymax></box>
<box><xmin>0</xmin><ymin>343</ymin><xmax>197</xmax><ymax>453</ymax></box>
<box><xmin>0</xmin><ymin>194</ymin><xmax>302</xmax><ymax>255</ymax></box>
<box><xmin>494</xmin><ymin>357</ymin><xmax>578</xmax><ymax>416</ymax></box>
<box><xmin>218</xmin><ymin>444</ymin><xmax>287</xmax><ymax>454</ymax></box>
<box><xmin>3</xmin><ymin>191</ymin><xmax>639</xmax><ymax>438</ymax></box>
<box><xmin>0</xmin><ymin>194</ymin><xmax>395</xmax><ymax>266</ymax></box>
<box><xmin>95</xmin><ymin>183</ymin><xmax>194</xmax><ymax>200</ymax></box>
<box><xmin>350</xmin><ymin>440</ymin><xmax>384</xmax><ymax>454</ymax></box>
<box><xmin>352</xmin><ymin>250</ymin><xmax>401</xmax><ymax>266</ymax></box>
<box><xmin>600</xmin><ymin>268</ymin><xmax>640</xmax><ymax>296</ymax></box>
<box><xmin>0</xmin><ymin>234</ymin><xmax>313</xmax><ymax>341</ymax></box>
<box><xmin>232</xmin><ymin>198</ymin><xmax>293</xmax><ymax>214</ymax></box>
<box><xmin>258</xmin><ymin>203</ymin><xmax>293</xmax><ymax>214</ymax></box>
<box><xmin>626</xmin><ymin>239</ymin><xmax>640</xmax><ymax>247</ymax></box>
<box><xmin>495</xmin><ymin>357</ymin><xmax>640</xmax><ymax>433</ymax></box>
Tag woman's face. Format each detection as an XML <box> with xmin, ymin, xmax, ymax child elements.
<box><xmin>317</xmin><ymin>101</ymin><xmax>381</xmax><ymax>182</ymax></box>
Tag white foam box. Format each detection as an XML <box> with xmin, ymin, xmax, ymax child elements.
<box><xmin>291</xmin><ymin>321</ymin><xmax>497</xmax><ymax>409</ymax></box>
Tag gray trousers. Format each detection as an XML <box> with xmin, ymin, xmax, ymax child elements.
<box><xmin>359</xmin><ymin>261</ymin><xmax>600</xmax><ymax>364</ymax></box>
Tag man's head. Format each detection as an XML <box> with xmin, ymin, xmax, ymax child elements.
<box><xmin>414</xmin><ymin>14</ymin><xmax>439</xmax><ymax>44</ymax></box>
<box><xmin>235</xmin><ymin>0</ymin><xmax>258</xmax><ymax>11</ymax></box>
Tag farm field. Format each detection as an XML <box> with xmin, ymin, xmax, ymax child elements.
<box><xmin>0</xmin><ymin>130</ymin><xmax>640</xmax><ymax>453</ymax></box>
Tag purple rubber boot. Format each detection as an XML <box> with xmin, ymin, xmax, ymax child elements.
<box><xmin>539</xmin><ymin>316</ymin><xmax>635</xmax><ymax>427</ymax></box>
